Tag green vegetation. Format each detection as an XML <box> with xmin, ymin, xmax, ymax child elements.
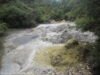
<box><xmin>0</xmin><ymin>22</ymin><xmax>7</xmax><ymax>35</ymax></box>
<box><xmin>0</xmin><ymin>0</ymin><xmax>100</xmax><ymax>74</ymax></box>
<box><xmin>0</xmin><ymin>0</ymin><xmax>67</xmax><ymax>32</ymax></box>
<box><xmin>34</xmin><ymin>39</ymin><xmax>93</xmax><ymax>70</ymax></box>
<box><xmin>0</xmin><ymin>0</ymin><xmax>34</xmax><ymax>28</ymax></box>
<box><xmin>75</xmin><ymin>17</ymin><xmax>97</xmax><ymax>32</ymax></box>
<box><xmin>68</xmin><ymin>0</ymin><xmax>100</xmax><ymax>74</ymax></box>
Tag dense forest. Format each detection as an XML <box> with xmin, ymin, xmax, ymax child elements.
<box><xmin>0</xmin><ymin>0</ymin><xmax>100</xmax><ymax>74</ymax></box>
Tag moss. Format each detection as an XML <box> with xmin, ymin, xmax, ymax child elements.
<box><xmin>65</xmin><ymin>39</ymin><xmax>79</xmax><ymax>49</ymax></box>
<box><xmin>34</xmin><ymin>46</ymin><xmax>64</xmax><ymax>65</ymax></box>
<box><xmin>34</xmin><ymin>39</ymin><xmax>93</xmax><ymax>70</ymax></box>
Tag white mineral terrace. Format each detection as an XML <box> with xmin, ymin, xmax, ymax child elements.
<box><xmin>0</xmin><ymin>22</ymin><xmax>97</xmax><ymax>75</ymax></box>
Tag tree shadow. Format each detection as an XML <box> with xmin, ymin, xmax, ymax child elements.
<box><xmin>89</xmin><ymin>39</ymin><xmax>100</xmax><ymax>75</ymax></box>
<box><xmin>0</xmin><ymin>36</ymin><xmax>4</xmax><ymax>69</ymax></box>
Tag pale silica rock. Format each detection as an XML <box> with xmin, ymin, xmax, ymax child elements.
<box><xmin>35</xmin><ymin>22</ymin><xmax>97</xmax><ymax>43</ymax></box>
<box><xmin>0</xmin><ymin>22</ymin><xmax>97</xmax><ymax>75</ymax></box>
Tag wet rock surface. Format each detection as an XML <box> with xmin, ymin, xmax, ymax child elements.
<box><xmin>35</xmin><ymin>22</ymin><xmax>97</xmax><ymax>43</ymax></box>
<box><xmin>0</xmin><ymin>22</ymin><xmax>97</xmax><ymax>75</ymax></box>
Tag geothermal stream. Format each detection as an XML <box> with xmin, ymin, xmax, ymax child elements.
<box><xmin>0</xmin><ymin>22</ymin><xmax>97</xmax><ymax>75</ymax></box>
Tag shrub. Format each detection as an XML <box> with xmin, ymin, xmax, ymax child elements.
<box><xmin>0</xmin><ymin>6</ymin><xmax>34</xmax><ymax>28</ymax></box>
<box><xmin>39</xmin><ymin>14</ymin><xmax>51</xmax><ymax>23</ymax></box>
<box><xmin>51</xmin><ymin>9</ymin><xmax>65</xmax><ymax>21</ymax></box>
<box><xmin>75</xmin><ymin>17</ymin><xmax>95</xmax><ymax>30</ymax></box>
<box><xmin>0</xmin><ymin>22</ymin><xmax>8</xmax><ymax>34</ymax></box>
<box><xmin>0</xmin><ymin>1</ymin><xmax>35</xmax><ymax>28</ymax></box>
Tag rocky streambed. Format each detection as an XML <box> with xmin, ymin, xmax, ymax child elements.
<box><xmin>0</xmin><ymin>22</ymin><xmax>97</xmax><ymax>75</ymax></box>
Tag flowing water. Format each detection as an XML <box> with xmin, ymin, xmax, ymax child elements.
<box><xmin>0</xmin><ymin>22</ymin><xmax>98</xmax><ymax>75</ymax></box>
